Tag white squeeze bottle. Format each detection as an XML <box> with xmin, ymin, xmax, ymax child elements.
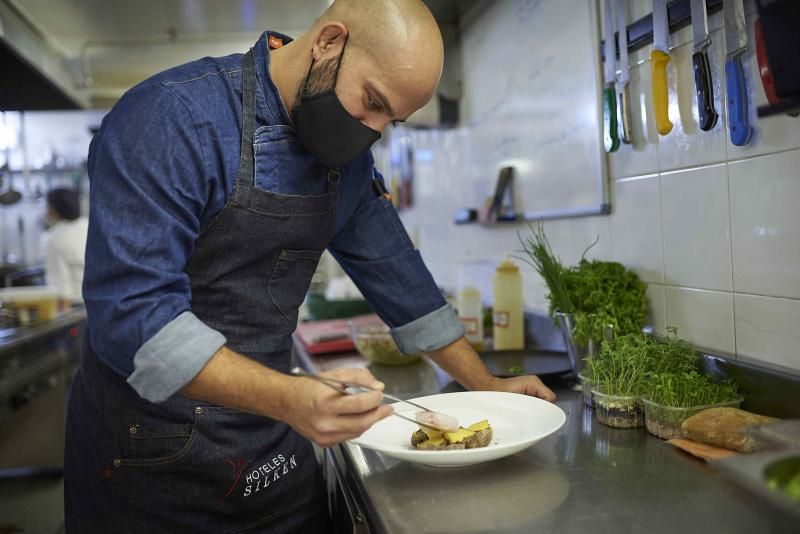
<box><xmin>457</xmin><ymin>285</ymin><xmax>484</xmax><ymax>351</ymax></box>
<box><xmin>492</xmin><ymin>257</ymin><xmax>524</xmax><ymax>350</ymax></box>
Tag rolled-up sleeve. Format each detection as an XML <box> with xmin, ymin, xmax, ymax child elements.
<box><xmin>328</xmin><ymin>169</ymin><xmax>464</xmax><ymax>354</ymax></box>
<box><xmin>84</xmin><ymin>82</ymin><xmax>224</xmax><ymax>402</ymax></box>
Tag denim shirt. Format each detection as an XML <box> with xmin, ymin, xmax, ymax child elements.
<box><xmin>84</xmin><ymin>32</ymin><xmax>464</xmax><ymax>402</ymax></box>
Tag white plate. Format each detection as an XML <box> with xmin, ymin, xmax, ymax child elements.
<box><xmin>350</xmin><ymin>391</ymin><xmax>566</xmax><ymax>467</ymax></box>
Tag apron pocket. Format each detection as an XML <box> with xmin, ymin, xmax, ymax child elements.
<box><xmin>268</xmin><ymin>249</ymin><xmax>322</xmax><ymax>324</ymax></box>
<box><xmin>120</xmin><ymin>422</ymin><xmax>195</xmax><ymax>466</ymax></box>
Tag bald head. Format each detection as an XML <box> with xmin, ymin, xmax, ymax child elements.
<box><xmin>274</xmin><ymin>0</ymin><xmax>444</xmax><ymax>132</ymax></box>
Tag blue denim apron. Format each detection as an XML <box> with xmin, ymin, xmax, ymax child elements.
<box><xmin>65</xmin><ymin>50</ymin><xmax>334</xmax><ymax>533</ymax></box>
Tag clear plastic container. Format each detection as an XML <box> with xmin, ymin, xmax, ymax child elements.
<box><xmin>592</xmin><ymin>389</ymin><xmax>644</xmax><ymax>429</ymax></box>
<box><xmin>577</xmin><ymin>373</ymin><xmax>595</xmax><ymax>408</ymax></box>
<box><xmin>349</xmin><ymin>322</ymin><xmax>422</xmax><ymax>366</ymax></box>
<box><xmin>642</xmin><ymin>397</ymin><xmax>744</xmax><ymax>440</ymax></box>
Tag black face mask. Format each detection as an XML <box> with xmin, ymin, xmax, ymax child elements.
<box><xmin>293</xmin><ymin>37</ymin><xmax>381</xmax><ymax>169</ymax></box>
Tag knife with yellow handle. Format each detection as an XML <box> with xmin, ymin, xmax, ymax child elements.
<box><xmin>651</xmin><ymin>0</ymin><xmax>673</xmax><ymax>135</ymax></box>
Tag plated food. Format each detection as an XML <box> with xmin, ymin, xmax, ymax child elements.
<box><xmin>351</xmin><ymin>391</ymin><xmax>566</xmax><ymax>467</ymax></box>
<box><xmin>411</xmin><ymin>420</ymin><xmax>493</xmax><ymax>450</ymax></box>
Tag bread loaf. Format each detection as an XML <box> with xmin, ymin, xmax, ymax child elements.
<box><xmin>681</xmin><ymin>407</ymin><xmax>779</xmax><ymax>452</ymax></box>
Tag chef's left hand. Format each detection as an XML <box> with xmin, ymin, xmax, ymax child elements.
<box><xmin>485</xmin><ymin>375</ymin><xmax>556</xmax><ymax>402</ymax></box>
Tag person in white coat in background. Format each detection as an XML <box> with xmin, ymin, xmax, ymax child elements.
<box><xmin>41</xmin><ymin>188</ymin><xmax>88</xmax><ymax>305</ymax></box>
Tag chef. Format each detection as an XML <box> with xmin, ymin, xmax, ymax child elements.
<box><xmin>64</xmin><ymin>0</ymin><xmax>555</xmax><ymax>531</ymax></box>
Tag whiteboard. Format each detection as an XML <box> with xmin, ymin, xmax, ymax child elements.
<box><xmin>460</xmin><ymin>0</ymin><xmax>609</xmax><ymax>219</ymax></box>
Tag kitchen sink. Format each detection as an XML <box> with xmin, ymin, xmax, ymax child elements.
<box><xmin>716</xmin><ymin>448</ymin><xmax>800</xmax><ymax>518</ymax></box>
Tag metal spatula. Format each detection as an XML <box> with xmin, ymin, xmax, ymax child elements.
<box><xmin>290</xmin><ymin>367</ymin><xmax>459</xmax><ymax>432</ymax></box>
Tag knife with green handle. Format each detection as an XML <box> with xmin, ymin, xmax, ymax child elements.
<box><xmin>603</xmin><ymin>0</ymin><xmax>620</xmax><ymax>152</ymax></box>
<box><xmin>615</xmin><ymin>0</ymin><xmax>632</xmax><ymax>144</ymax></box>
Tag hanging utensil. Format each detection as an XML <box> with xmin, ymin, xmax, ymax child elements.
<box><xmin>724</xmin><ymin>0</ymin><xmax>753</xmax><ymax>146</ymax></box>
<box><xmin>0</xmin><ymin>149</ymin><xmax>21</xmax><ymax>206</ymax></box>
<box><xmin>615</xmin><ymin>0</ymin><xmax>632</xmax><ymax>144</ymax></box>
<box><xmin>603</xmin><ymin>0</ymin><xmax>620</xmax><ymax>152</ymax></box>
<box><xmin>290</xmin><ymin>367</ymin><xmax>460</xmax><ymax>432</ymax></box>
<box><xmin>691</xmin><ymin>0</ymin><xmax>719</xmax><ymax>131</ymax></box>
<box><xmin>651</xmin><ymin>0</ymin><xmax>673</xmax><ymax>135</ymax></box>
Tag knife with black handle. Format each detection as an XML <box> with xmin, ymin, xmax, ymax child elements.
<box><xmin>690</xmin><ymin>0</ymin><xmax>718</xmax><ymax>131</ymax></box>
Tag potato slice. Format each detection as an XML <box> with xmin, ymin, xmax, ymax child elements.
<box><xmin>411</xmin><ymin>430</ymin><xmax>428</xmax><ymax>447</ymax></box>
<box><xmin>443</xmin><ymin>427</ymin><xmax>476</xmax><ymax>445</ymax></box>
<box><xmin>416</xmin><ymin>437</ymin><xmax>466</xmax><ymax>450</ymax></box>
<box><xmin>464</xmin><ymin>427</ymin><xmax>493</xmax><ymax>448</ymax></box>
<box><xmin>467</xmin><ymin>420</ymin><xmax>490</xmax><ymax>432</ymax></box>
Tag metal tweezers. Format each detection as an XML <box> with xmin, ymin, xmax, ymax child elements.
<box><xmin>290</xmin><ymin>367</ymin><xmax>453</xmax><ymax>432</ymax></box>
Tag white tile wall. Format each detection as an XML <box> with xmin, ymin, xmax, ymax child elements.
<box><xmin>609</xmin><ymin>175</ymin><xmax>664</xmax><ymax>284</ymax></box>
<box><xmin>729</xmin><ymin>150</ymin><xmax>800</xmax><ymax>300</ymax></box>
<box><xmin>665</xmin><ymin>287</ymin><xmax>735</xmax><ymax>355</ymax></box>
<box><xmin>394</xmin><ymin>0</ymin><xmax>800</xmax><ymax>372</ymax></box>
<box><xmin>646</xmin><ymin>283</ymin><xmax>667</xmax><ymax>336</ymax></box>
<box><xmin>735</xmin><ymin>294</ymin><xmax>800</xmax><ymax>372</ymax></box>
<box><xmin>660</xmin><ymin>164</ymin><xmax>732</xmax><ymax>291</ymax></box>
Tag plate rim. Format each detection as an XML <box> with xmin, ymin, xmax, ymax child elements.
<box><xmin>349</xmin><ymin>390</ymin><xmax>566</xmax><ymax>460</ymax></box>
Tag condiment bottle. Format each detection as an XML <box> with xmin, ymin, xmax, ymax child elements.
<box><xmin>457</xmin><ymin>285</ymin><xmax>484</xmax><ymax>351</ymax></box>
<box><xmin>492</xmin><ymin>258</ymin><xmax>523</xmax><ymax>350</ymax></box>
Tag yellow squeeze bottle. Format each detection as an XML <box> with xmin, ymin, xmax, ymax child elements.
<box><xmin>492</xmin><ymin>258</ymin><xmax>523</xmax><ymax>351</ymax></box>
<box><xmin>457</xmin><ymin>285</ymin><xmax>484</xmax><ymax>351</ymax></box>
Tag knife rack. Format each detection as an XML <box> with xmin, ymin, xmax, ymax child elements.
<box><xmin>600</xmin><ymin>0</ymin><xmax>723</xmax><ymax>61</ymax></box>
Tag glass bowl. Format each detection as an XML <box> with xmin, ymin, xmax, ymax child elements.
<box><xmin>348</xmin><ymin>321</ymin><xmax>422</xmax><ymax>366</ymax></box>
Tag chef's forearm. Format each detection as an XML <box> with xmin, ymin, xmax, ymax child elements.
<box><xmin>427</xmin><ymin>336</ymin><xmax>495</xmax><ymax>391</ymax></box>
<box><xmin>179</xmin><ymin>346</ymin><xmax>294</xmax><ymax>418</ymax></box>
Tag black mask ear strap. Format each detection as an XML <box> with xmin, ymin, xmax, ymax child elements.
<box><xmin>331</xmin><ymin>33</ymin><xmax>348</xmax><ymax>88</ymax></box>
<box><xmin>303</xmin><ymin>32</ymin><xmax>349</xmax><ymax>94</ymax></box>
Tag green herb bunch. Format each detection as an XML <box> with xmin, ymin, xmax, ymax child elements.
<box><xmin>646</xmin><ymin>371</ymin><xmax>740</xmax><ymax>408</ymax></box>
<box><xmin>585</xmin><ymin>332</ymin><xmax>699</xmax><ymax>396</ymax></box>
<box><xmin>563</xmin><ymin>259</ymin><xmax>649</xmax><ymax>346</ymax></box>
<box><xmin>517</xmin><ymin>223</ymin><xmax>573</xmax><ymax>314</ymax></box>
<box><xmin>517</xmin><ymin>224</ymin><xmax>649</xmax><ymax>347</ymax></box>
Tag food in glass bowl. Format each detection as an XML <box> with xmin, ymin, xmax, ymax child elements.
<box><xmin>348</xmin><ymin>321</ymin><xmax>422</xmax><ymax>365</ymax></box>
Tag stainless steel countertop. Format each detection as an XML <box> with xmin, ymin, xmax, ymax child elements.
<box><xmin>0</xmin><ymin>307</ymin><xmax>86</xmax><ymax>355</ymax></box>
<box><xmin>294</xmin><ymin>341</ymin><xmax>797</xmax><ymax>533</ymax></box>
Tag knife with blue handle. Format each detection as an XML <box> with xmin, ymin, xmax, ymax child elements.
<box><xmin>724</xmin><ymin>0</ymin><xmax>753</xmax><ymax>146</ymax></box>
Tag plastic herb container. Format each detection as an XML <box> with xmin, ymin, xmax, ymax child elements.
<box><xmin>577</xmin><ymin>372</ymin><xmax>595</xmax><ymax>409</ymax></box>
<box><xmin>641</xmin><ymin>397</ymin><xmax>744</xmax><ymax>440</ymax></box>
<box><xmin>592</xmin><ymin>388</ymin><xmax>644</xmax><ymax>429</ymax></box>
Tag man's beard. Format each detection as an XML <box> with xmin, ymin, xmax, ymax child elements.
<box><xmin>291</xmin><ymin>56</ymin><xmax>340</xmax><ymax>122</ymax></box>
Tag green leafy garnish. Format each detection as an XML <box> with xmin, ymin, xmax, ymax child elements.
<box><xmin>584</xmin><ymin>332</ymin><xmax>699</xmax><ymax>396</ymax></box>
<box><xmin>517</xmin><ymin>223</ymin><xmax>649</xmax><ymax>347</ymax></box>
<box><xmin>647</xmin><ymin>371</ymin><xmax>740</xmax><ymax>407</ymax></box>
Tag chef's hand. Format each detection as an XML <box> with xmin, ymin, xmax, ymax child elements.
<box><xmin>486</xmin><ymin>375</ymin><xmax>556</xmax><ymax>402</ymax></box>
<box><xmin>283</xmin><ymin>368</ymin><xmax>394</xmax><ymax>448</ymax></box>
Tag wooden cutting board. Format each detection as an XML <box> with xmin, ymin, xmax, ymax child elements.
<box><xmin>667</xmin><ymin>438</ymin><xmax>739</xmax><ymax>461</ymax></box>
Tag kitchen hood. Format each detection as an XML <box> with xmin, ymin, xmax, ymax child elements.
<box><xmin>0</xmin><ymin>1</ymin><xmax>89</xmax><ymax>110</ymax></box>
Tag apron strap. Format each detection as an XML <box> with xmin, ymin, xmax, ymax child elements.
<box><xmin>236</xmin><ymin>49</ymin><xmax>257</xmax><ymax>188</ymax></box>
<box><xmin>237</xmin><ymin>47</ymin><xmax>343</xmax><ymax>204</ymax></box>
